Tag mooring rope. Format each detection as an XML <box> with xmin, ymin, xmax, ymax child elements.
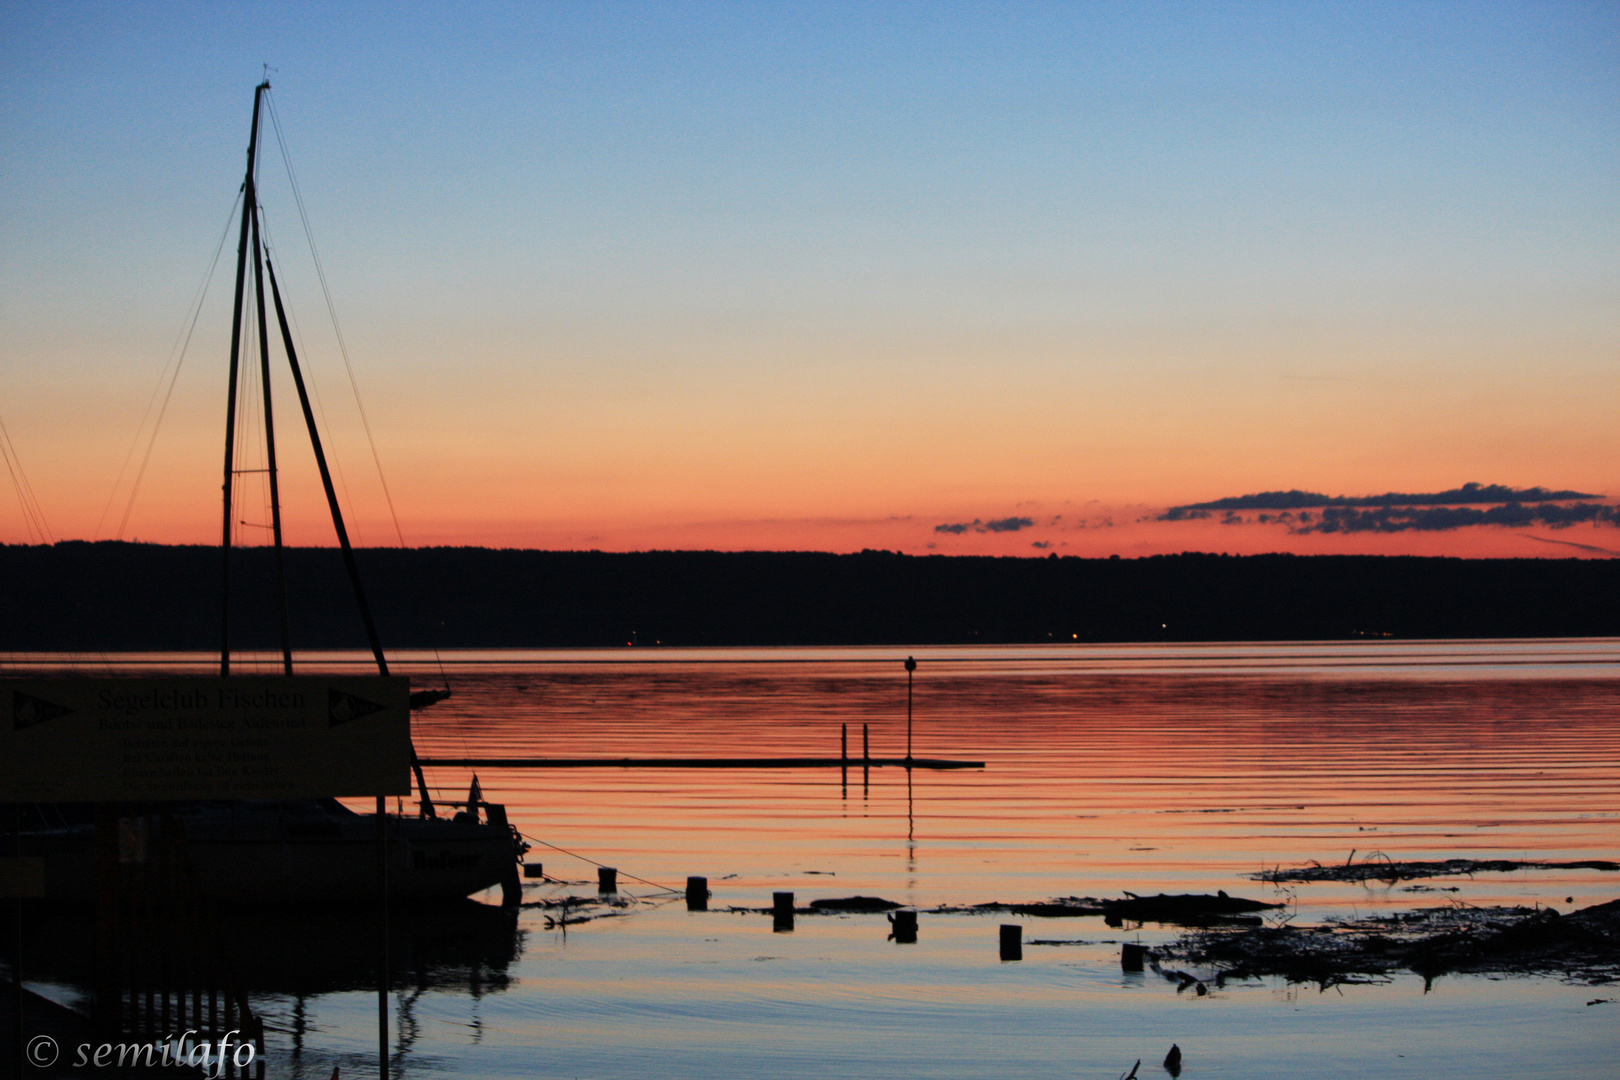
<box><xmin>517</xmin><ymin>831</ymin><xmax>680</xmax><ymax>895</ymax></box>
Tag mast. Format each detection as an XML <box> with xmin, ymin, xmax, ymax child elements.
<box><xmin>262</xmin><ymin>257</ymin><xmax>388</xmax><ymax>673</ymax></box>
<box><xmin>265</xmin><ymin>252</ymin><xmax>436</xmax><ymax>817</ymax></box>
<box><xmin>219</xmin><ymin>81</ymin><xmax>269</xmax><ymax>677</ymax></box>
<box><xmin>251</xmin><ymin>203</ymin><xmax>294</xmax><ymax>674</ymax></box>
<box><xmin>218</xmin><ymin>81</ymin><xmax>437</xmax><ymax>816</ymax></box>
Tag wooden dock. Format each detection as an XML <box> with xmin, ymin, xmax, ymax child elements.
<box><xmin>417</xmin><ymin>756</ymin><xmax>984</xmax><ymax>770</ymax></box>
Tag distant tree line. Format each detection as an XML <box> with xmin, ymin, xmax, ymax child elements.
<box><xmin>2</xmin><ymin>542</ymin><xmax>1617</xmax><ymax>651</ymax></box>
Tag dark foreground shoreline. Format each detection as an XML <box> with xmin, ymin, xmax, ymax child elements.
<box><xmin>4</xmin><ymin>542</ymin><xmax>1619</xmax><ymax>650</ymax></box>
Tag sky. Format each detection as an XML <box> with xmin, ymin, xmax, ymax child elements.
<box><xmin>1</xmin><ymin>1</ymin><xmax>1616</xmax><ymax>557</ymax></box>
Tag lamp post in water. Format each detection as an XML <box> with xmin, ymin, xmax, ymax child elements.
<box><xmin>904</xmin><ymin>656</ymin><xmax>917</xmax><ymax>761</ymax></box>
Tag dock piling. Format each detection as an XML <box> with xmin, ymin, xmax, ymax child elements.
<box><xmin>999</xmin><ymin>924</ymin><xmax>1022</xmax><ymax>961</ymax></box>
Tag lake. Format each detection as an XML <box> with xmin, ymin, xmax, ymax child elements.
<box><xmin>12</xmin><ymin>640</ymin><xmax>1620</xmax><ymax>1078</ymax></box>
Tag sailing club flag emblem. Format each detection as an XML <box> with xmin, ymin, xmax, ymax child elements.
<box><xmin>13</xmin><ymin>691</ymin><xmax>74</xmax><ymax>731</ymax></box>
<box><xmin>328</xmin><ymin>688</ymin><xmax>387</xmax><ymax>727</ymax></box>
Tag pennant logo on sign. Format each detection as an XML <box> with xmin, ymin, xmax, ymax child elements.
<box><xmin>328</xmin><ymin>688</ymin><xmax>387</xmax><ymax>727</ymax></box>
<box><xmin>14</xmin><ymin>691</ymin><xmax>74</xmax><ymax>731</ymax></box>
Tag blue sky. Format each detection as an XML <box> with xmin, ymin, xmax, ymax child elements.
<box><xmin>2</xmin><ymin>2</ymin><xmax>1616</xmax><ymax>554</ymax></box>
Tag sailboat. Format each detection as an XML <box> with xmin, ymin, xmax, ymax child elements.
<box><xmin>20</xmin><ymin>80</ymin><xmax>526</xmax><ymax>904</ymax></box>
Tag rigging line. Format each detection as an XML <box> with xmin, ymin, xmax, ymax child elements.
<box><xmin>257</xmin><ymin>210</ymin><xmax>368</xmax><ymax>547</ymax></box>
<box><xmin>0</xmin><ymin>412</ymin><xmax>53</xmax><ymax>543</ymax></box>
<box><xmin>0</xmin><ymin>417</ymin><xmax>47</xmax><ymax>542</ymax></box>
<box><xmin>99</xmin><ymin>190</ymin><xmax>243</xmax><ymax>540</ymax></box>
<box><xmin>265</xmin><ymin>90</ymin><xmax>408</xmax><ymax>548</ymax></box>
<box><xmin>234</xmin><ymin>285</ymin><xmax>263</xmax><ymax>555</ymax></box>
<box><xmin>516</xmin><ymin>831</ymin><xmax>679</xmax><ymax>894</ymax></box>
<box><xmin>266</xmin><ymin>91</ymin><xmax>454</xmax><ymax>687</ymax></box>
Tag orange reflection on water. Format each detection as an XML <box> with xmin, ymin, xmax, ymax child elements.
<box><xmin>400</xmin><ymin>644</ymin><xmax>1620</xmax><ymax>920</ymax></box>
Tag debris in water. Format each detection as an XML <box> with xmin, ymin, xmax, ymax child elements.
<box><xmin>1252</xmin><ymin>856</ymin><xmax>1619</xmax><ymax>885</ymax></box>
<box><xmin>1155</xmin><ymin>898</ymin><xmax>1620</xmax><ymax>988</ymax></box>
<box><xmin>807</xmin><ymin>895</ymin><xmax>902</xmax><ymax>912</ymax></box>
<box><xmin>932</xmin><ymin>892</ymin><xmax>1281</xmax><ymax>926</ymax></box>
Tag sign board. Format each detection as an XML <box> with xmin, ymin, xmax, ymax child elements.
<box><xmin>0</xmin><ymin>677</ymin><xmax>411</xmax><ymax>801</ymax></box>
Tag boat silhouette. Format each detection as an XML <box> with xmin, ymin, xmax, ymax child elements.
<box><xmin>19</xmin><ymin>80</ymin><xmax>526</xmax><ymax>905</ymax></box>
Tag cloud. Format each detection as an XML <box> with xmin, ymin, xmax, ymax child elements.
<box><xmin>1293</xmin><ymin>502</ymin><xmax>1619</xmax><ymax>534</ymax></box>
<box><xmin>1031</xmin><ymin>540</ymin><xmax>1051</xmax><ymax>549</ymax></box>
<box><xmin>1168</xmin><ymin>482</ymin><xmax>1600</xmax><ymax>514</ymax></box>
<box><xmin>934</xmin><ymin>516</ymin><xmax>1036</xmax><ymax>534</ymax></box>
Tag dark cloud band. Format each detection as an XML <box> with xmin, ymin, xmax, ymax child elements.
<box><xmin>934</xmin><ymin>516</ymin><xmax>1036</xmax><ymax>535</ymax></box>
<box><xmin>1167</xmin><ymin>482</ymin><xmax>1598</xmax><ymax>515</ymax></box>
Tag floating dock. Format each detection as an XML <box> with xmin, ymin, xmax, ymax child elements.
<box><xmin>417</xmin><ymin>756</ymin><xmax>984</xmax><ymax>770</ymax></box>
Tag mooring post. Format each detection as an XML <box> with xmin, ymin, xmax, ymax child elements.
<box><xmin>999</xmin><ymin>924</ymin><xmax>1022</xmax><ymax>961</ymax></box>
<box><xmin>376</xmin><ymin>796</ymin><xmax>389</xmax><ymax>1080</ymax></box>
<box><xmin>862</xmin><ymin>724</ymin><xmax>869</xmax><ymax>764</ymax></box>
<box><xmin>686</xmin><ymin>876</ymin><xmax>708</xmax><ymax>911</ymax></box>
<box><xmin>890</xmin><ymin>908</ymin><xmax>918</xmax><ymax>943</ymax></box>
<box><xmin>1121</xmin><ymin>943</ymin><xmax>1146</xmax><ymax>972</ymax></box>
<box><xmin>598</xmin><ymin>867</ymin><xmax>618</xmax><ymax>893</ymax></box>
<box><xmin>840</xmin><ymin>722</ymin><xmax>849</xmax><ymax>796</ymax></box>
<box><xmin>772</xmin><ymin>890</ymin><xmax>794</xmax><ymax>932</ymax></box>
<box><xmin>904</xmin><ymin>656</ymin><xmax>916</xmax><ymax>761</ymax></box>
<box><xmin>523</xmin><ymin>862</ymin><xmax>545</xmax><ymax>879</ymax></box>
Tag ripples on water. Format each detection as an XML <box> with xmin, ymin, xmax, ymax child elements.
<box><xmin>10</xmin><ymin>641</ymin><xmax>1619</xmax><ymax>1079</ymax></box>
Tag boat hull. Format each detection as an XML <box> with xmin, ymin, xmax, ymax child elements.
<box><xmin>21</xmin><ymin>800</ymin><xmax>521</xmax><ymax>903</ymax></box>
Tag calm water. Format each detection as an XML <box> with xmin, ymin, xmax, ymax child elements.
<box><xmin>11</xmin><ymin>641</ymin><xmax>1620</xmax><ymax>1078</ymax></box>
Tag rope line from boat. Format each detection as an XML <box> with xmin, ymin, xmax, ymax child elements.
<box><xmin>256</xmin><ymin>207</ymin><xmax>368</xmax><ymax>547</ymax></box>
<box><xmin>98</xmin><ymin>188</ymin><xmax>243</xmax><ymax>541</ymax></box>
<box><xmin>516</xmin><ymin>831</ymin><xmax>681</xmax><ymax>896</ymax></box>
<box><xmin>263</xmin><ymin>89</ymin><xmax>408</xmax><ymax>550</ymax></box>
<box><xmin>0</xmin><ymin>411</ymin><xmax>53</xmax><ymax>544</ymax></box>
<box><xmin>262</xmin><ymin>94</ymin><xmax>457</xmax><ymax>691</ymax></box>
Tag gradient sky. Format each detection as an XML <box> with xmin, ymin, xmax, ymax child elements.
<box><xmin>2</xmin><ymin>2</ymin><xmax>1616</xmax><ymax>557</ymax></box>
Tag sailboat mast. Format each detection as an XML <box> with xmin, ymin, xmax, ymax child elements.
<box><xmin>219</xmin><ymin>80</ymin><xmax>269</xmax><ymax>677</ymax></box>
<box><xmin>265</xmin><ymin>255</ymin><xmax>438</xmax><ymax>816</ymax></box>
<box><xmin>262</xmin><ymin>255</ymin><xmax>390</xmax><ymax>677</ymax></box>
<box><xmin>250</xmin><ymin>207</ymin><xmax>294</xmax><ymax>674</ymax></box>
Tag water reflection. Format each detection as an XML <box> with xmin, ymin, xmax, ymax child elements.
<box><xmin>20</xmin><ymin>898</ymin><xmax>522</xmax><ymax>996</ymax></box>
<box><xmin>6</xmin><ymin>643</ymin><xmax>1617</xmax><ymax>1080</ymax></box>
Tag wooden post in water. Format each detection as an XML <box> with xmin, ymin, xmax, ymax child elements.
<box><xmin>772</xmin><ymin>891</ymin><xmax>794</xmax><ymax>931</ymax></box>
<box><xmin>999</xmin><ymin>924</ymin><xmax>1022</xmax><ymax>961</ymax></box>
<box><xmin>598</xmin><ymin>867</ymin><xmax>618</xmax><ymax>893</ymax></box>
<box><xmin>890</xmin><ymin>909</ymin><xmax>918</xmax><ymax>943</ymax></box>
<box><xmin>840</xmin><ymin>723</ymin><xmax>848</xmax><ymax>796</ymax></box>
<box><xmin>686</xmin><ymin>877</ymin><xmax>708</xmax><ymax>911</ymax></box>
<box><xmin>376</xmin><ymin>796</ymin><xmax>389</xmax><ymax>1080</ymax></box>
<box><xmin>862</xmin><ymin>723</ymin><xmax>870</xmax><ymax>795</ymax></box>
<box><xmin>904</xmin><ymin>656</ymin><xmax>916</xmax><ymax>761</ymax></box>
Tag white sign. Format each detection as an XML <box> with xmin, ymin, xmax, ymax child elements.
<box><xmin>1</xmin><ymin>677</ymin><xmax>411</xmax><ymax>800</ymax></box>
